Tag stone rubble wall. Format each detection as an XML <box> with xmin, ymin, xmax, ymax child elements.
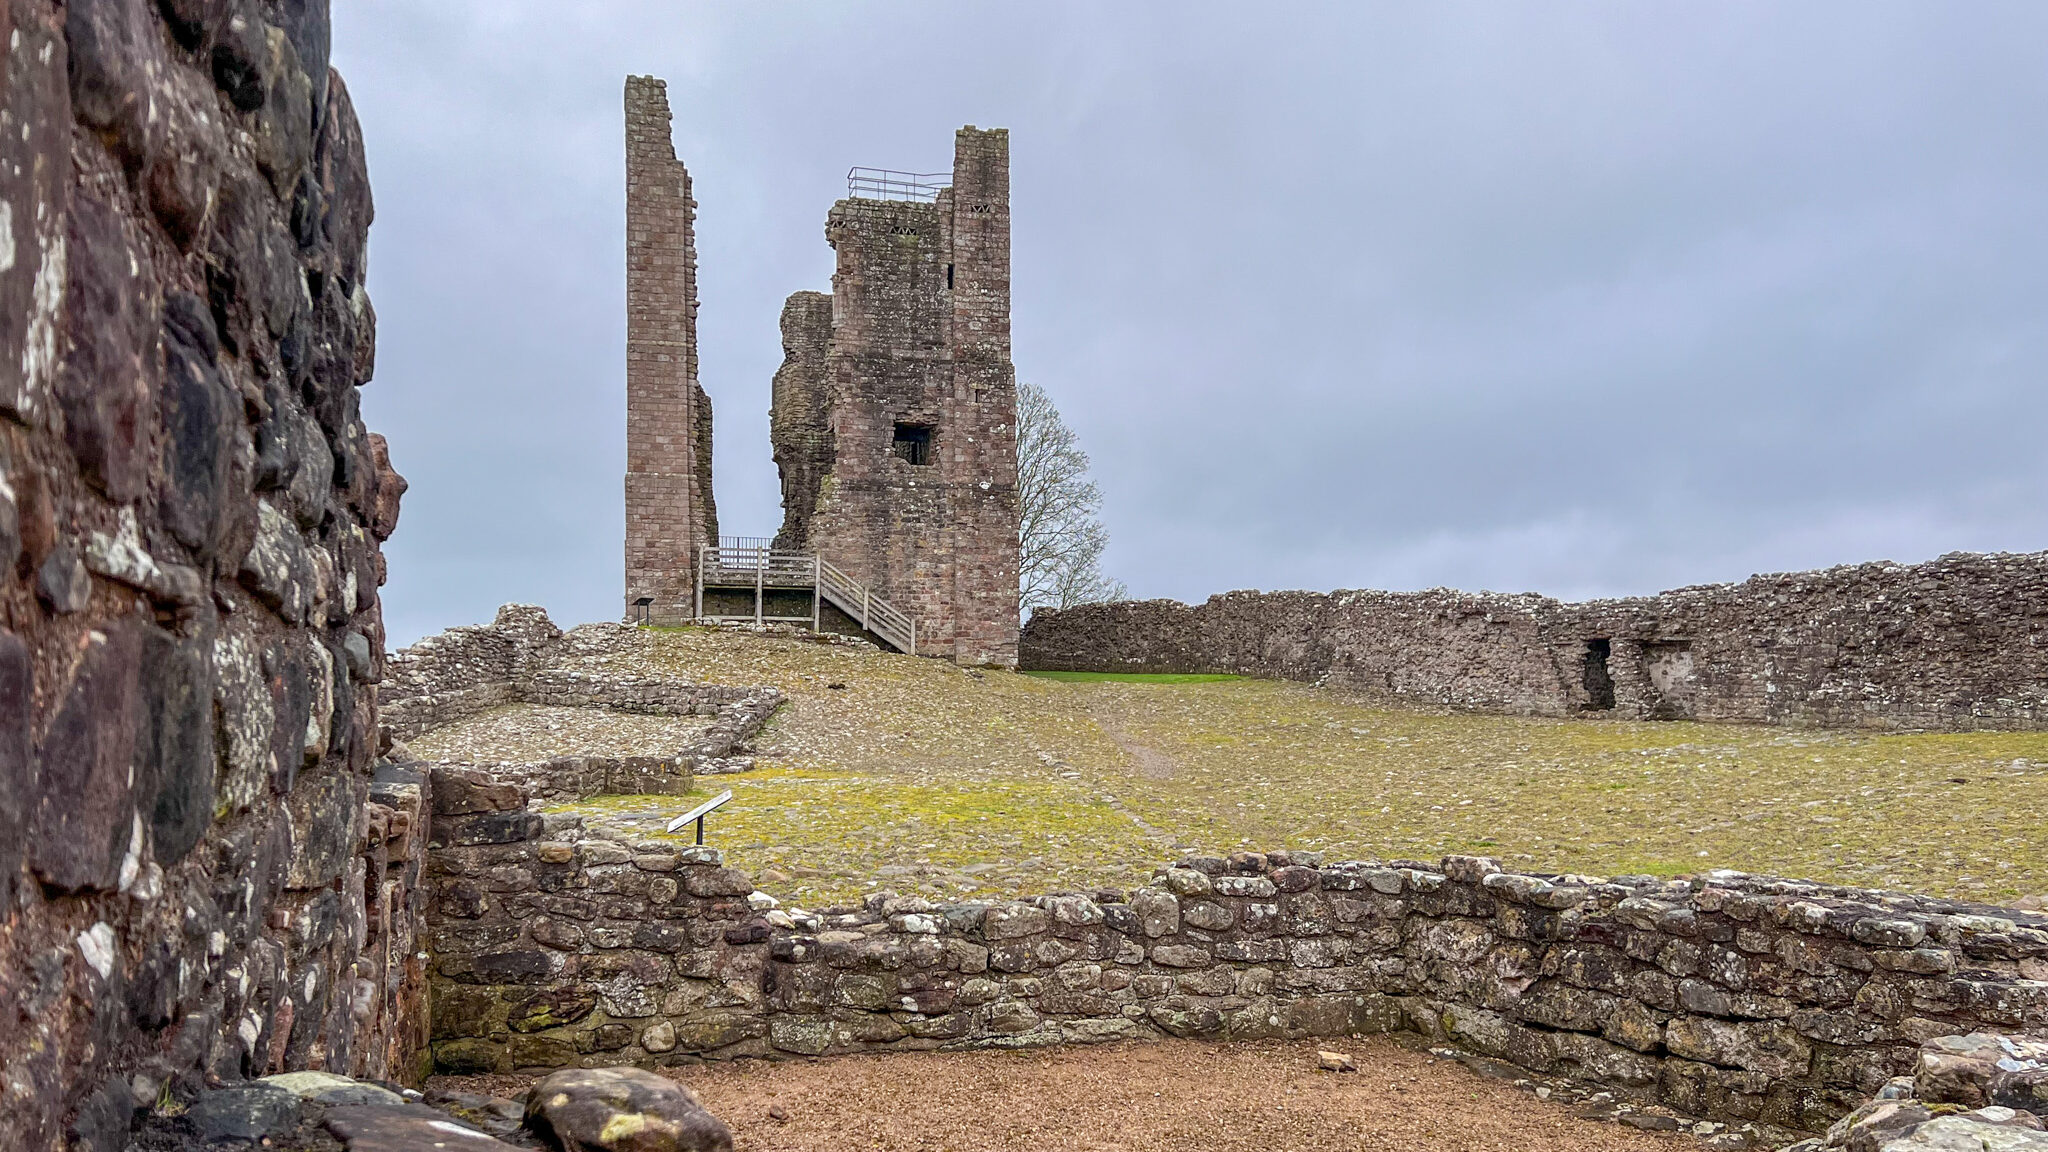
<box><xmin>1021</xmin><ymin>551</ymin><xmax>2048</xmax><ymax>731</ymax></box>
<box><xmin>422</xmin><ymin>767</ymin><xmax>2048</xmax><ymax>1136</ymax></box>
<box><xmin>438</xmin><ymin>758</ymin><xmax>694</xmax><ymax>804</ymax></box>
<box><xmin>380</xmin><ymin>603</ymin><xmax>563</xmax><ymax>741</ymax></box>
<box><xmin>0</xmin><ymin>1</ymin><xmax>422</xmax><ymax>1147</ymax></box>
<box><xmin>382</xmin><ymin>606</ymin><xmax>786</xmax><ymax>772</ymax></box>
<box><xmin>1781</xmin><ymin>1030</ymin><xmax>2046</xmax><ymax>1150</ymax></box>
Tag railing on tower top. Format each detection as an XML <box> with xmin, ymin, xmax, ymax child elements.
<box><xmin>847</xmin><ymin>168</ymin><xmax>950</xmax><ymax>203</ymax></box>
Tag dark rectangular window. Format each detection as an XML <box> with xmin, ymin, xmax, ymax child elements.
<box><xmin>892</xmin><ymin>422</ymin><xmax>933</xmax><ymax>465</ymax></box>
<box><xmin>946</xmin><ymin>264</ymin><xmax>955</xmax><ymax>289</ymax></box>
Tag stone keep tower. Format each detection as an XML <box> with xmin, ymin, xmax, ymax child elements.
<box><xmin>772</xmin><ymin>129</ymin><xmax>1022</xmax><ymax>667</ymax></box>
<box><xmin>623</xmin><ymin>76</ymin><xmax>717</xmax><ymax>622</ymax></box>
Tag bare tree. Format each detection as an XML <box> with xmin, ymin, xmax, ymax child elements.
<box><xmin>1017</xmin><ymin>379</ymin><xmax>1126</xmax><ymax>615</ymax></box>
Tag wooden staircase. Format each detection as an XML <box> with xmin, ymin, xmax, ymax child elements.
<box><xmin>695</xmin><ymin>540</ymin><xmax>919</xmax><ymax>655</ymax></box>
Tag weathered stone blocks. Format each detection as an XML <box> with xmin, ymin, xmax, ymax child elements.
<box><xmin>422</xmin><ymin>764</ymin><xmax>2047</xmax><ymax>1138</ymax></box>
<box><xmin>0</xmin><ymin>1</ymin><xmax>416</xmax><ymax>1144</ymax></box>
<box><xmin>1023</xmin><ymin>552</ymin><xmax>2048</xmax><ymax>731</ymax></box>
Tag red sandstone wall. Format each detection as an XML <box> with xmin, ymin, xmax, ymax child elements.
<box><xmin>0</xmin><ymin>2</ymin><xmax>420</xmax><ymax>1146</ymax></box>
<box><xmin>801</xmin><ymin>129</ymin><xmax>1020</xmax><ymax>666</ymax></box>
<box><xmin>623</xmin><ymin>76</ymin><xmax>716</xmax><ymax>624</ymax></box>
<box><xmin>768</xmin><ymin>291</ymin><xmax>833</xmax><ymax>552</ymax></box>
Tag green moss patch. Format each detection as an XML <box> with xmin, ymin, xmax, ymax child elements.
<box><xmin>536</xmin><ymin>628</ymin><xmax>2048</xmax><ymax>908</ymax></box>
<box><xmin>1019</xmin><ymin>670</ymin><xmax>1245</xmax><ymax>684</ymax></box>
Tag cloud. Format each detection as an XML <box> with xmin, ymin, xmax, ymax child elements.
<box><xmin>333</xmin><ymin>2</ymin><xmax>2048</xmax><ymax>644</ymax></box>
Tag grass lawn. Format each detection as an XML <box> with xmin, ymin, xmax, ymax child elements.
<box><xmin>1019</xmin><ymin>670</ymin><xmax>1245</xmax><ymax>684</ymax></box>
<box><xmin>492</xmin><ymin>627</ymin><xmax>2048</xmax><ymax>910</ymax></box>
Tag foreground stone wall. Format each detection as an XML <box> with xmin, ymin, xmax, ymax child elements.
<box><xmin>1786</xmin><ymin>1031</ymin><xmax>2047</xmax><ymax>1150</ymax></box>
<box><xmin>0</xmin><ymin>2</ymin><xmax>418</xmax><ymax>1146</ymax></box>
<box><xmin>423</xmin><ymin>767</ymin><xmax>2047</xmax><ymax>1135</ymax></box>
<box><xmin>1021</xmin><ymin>551</ymin><xmax>2048</xmax><ymax>730</ymax></box>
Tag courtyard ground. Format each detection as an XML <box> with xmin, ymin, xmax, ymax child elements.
<box><xmin>428</xmin><ymin>626</ymin><xmax>2048</xmax><ymax>909</ymax></box>
<box><xmin>411</xmin><ymin>703</ymin><xmax>714</xmax><ymax>763</ymax></box>
<box><xmin>435</xmin><ymin>1037</ymin><xmax>1697</xmax><ymax>1151</ymax></box>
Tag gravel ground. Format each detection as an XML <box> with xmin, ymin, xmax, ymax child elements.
<box><xmin>470</xmin><ymin>626</ymin><xmax>2047</xmax><ymax>907</ymax></box>
<box><xmin>433</xmin><ymin>1038</ymin><xmax>1696</xmax><ymax>1151</ymax></box>
<box><xmin>407</xmin><ymin>704</ymin><xmax>713</xmax><ymax>763</ymax></box>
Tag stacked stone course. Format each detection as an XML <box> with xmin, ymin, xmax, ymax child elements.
<box><xmin>1785</xmin><ymin>1030</ymin><xmax>2047</xmax><ymax>1149</ymax></box>
<box><xmin>423</xmin><ymin>764</ymin><xmax>2048</xmax><ymax>1136</ymax></box>
<box><xmin>1021</xmin><ymin>551</ymin><xmax>2048</xmax><ymax>730</ymax></box>
<box><xmin>380</xmin><ymin>603</ymin><xmax>564</xmax><ymax>739</ymax></box>
<box><xmin>0</xmin><ymin>1</ymin><xmax>419</xmax><ymax>1146</ymax></box>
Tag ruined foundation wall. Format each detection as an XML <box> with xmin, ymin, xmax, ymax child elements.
<box><xmin>0</xmin><ymin>3</ymin><xmax>421</xmax><ymax>1146</ymax></box>
<box><xmin>380</xmin><ymin>608</ymin><xmax>787</xmax><ymax>770</ymax></box>
<box><xmin>422</xmin><ymin>768</ymin><xmax>2048</xmax><ymax>1134</ymax></box>
<box><xmin>1020</xmin><ymin>551</ymin><xmax>2048</xmax><ymax>730</ymax></box>
<box><xmin>798</xmin><ymin>129</ymin><xmax>1021</xmax><ymax>666</ymax></box>
<box><xmin>623</xmin><ymin>76</ymin><xmax>716</xmax><ymax>624</ymax></box>
<box><xmin>768</xmin><ymin>291</ymin><xmax>833</xmax><ymax>552</ymax></box>
<box><xmin>379</xmin><ymin>604</ymin><xmax>564</xmax><ymax>741</ymax></box>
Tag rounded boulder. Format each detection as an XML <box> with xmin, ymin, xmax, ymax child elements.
<box><xmin>525</xmin><ymin>1067</ymin><xmax>732</xmax><ymax>1152</ymax></box>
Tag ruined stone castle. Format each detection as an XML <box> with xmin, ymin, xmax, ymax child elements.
<box><xmin>621</xmin><ymin>77</ymin><xmax>1022</xmax><ymax>667</ymax></box>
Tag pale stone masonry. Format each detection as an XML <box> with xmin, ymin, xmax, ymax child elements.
<box><xmin>1022</xmin><ymin>551</ymin><xmax>2048</xmax><ymax>731</ymax></box>
<box><xmin>776</xmin><ymin>130</ymin><xmax>1023</xmax><ymax>666</ymax></box>
<box><xmin>623</xmin><ymin>76</ymin><xmax>718</xmax><ymax>624</ymax></box>
<box><xmin>422</xmin><ymin>765</ymin><xmax>2047</xmax><ymax>1138</ymax></box>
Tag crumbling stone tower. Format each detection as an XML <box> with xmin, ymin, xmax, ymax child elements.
<box><xmin>772</xmin><ymin>130</ymin><xmax>1022</xmax><ymax>666</ymax></box>
<box><xmin>623</xmin><ymin>76</ymin><xmax>717</xmax><ymax>622</ymax></box>
<box><xmin>769</xmin><ymin>291</ymin><xmax>834</xmax><ymax>553</ymax></box>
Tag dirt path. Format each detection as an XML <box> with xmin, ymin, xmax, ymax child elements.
<box><xmin>439</xmin><ymin>1038</ymin><xmax>1697</xmax><ymax>1151</ymax></box>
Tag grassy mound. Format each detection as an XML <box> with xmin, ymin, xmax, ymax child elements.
<box><xmin>505</xmin><ymin>627</ymin><xmax>2048</xmax><ymax>908</ymax></box>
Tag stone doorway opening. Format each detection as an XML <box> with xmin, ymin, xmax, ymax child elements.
<box><xmin>1581</xmin><ymin>638</ymin><xmax>1616</xmax><ymax>711</ymax></box>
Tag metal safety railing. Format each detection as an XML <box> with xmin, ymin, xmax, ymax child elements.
<box><xmin>666</xmin><ymin>789</ymin><xmax>733</xmax><ymax>845</ymax></box>
<box><xmin>847</xmin><ymin>167</ymin><xmax>949</xmax><ymax>203</ymax></box>
<box><xmin>695</xmin><ymin>543</ymin><xmax>918</xmax><ymax>656</ymax></box>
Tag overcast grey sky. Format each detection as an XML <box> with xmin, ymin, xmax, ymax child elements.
<box><xmin>333</xmin><ymin>2</ymin><xmax>2048</xmax><ymax>646</ymax></box>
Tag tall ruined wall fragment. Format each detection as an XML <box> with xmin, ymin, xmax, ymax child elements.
<box><xmin>796</xmin><ymin>129</ymin><xmax>1021</xmax><ymax>666</ymax></box>
<box><xmin>623</xmin><ymin>75</ymin><xmax>716</xmax><ymax>623</ymax></box>
<box><xmin>1021</xmin><ymin>551</ymin><xmax>2048</xmax><ymax>731</ymax></box>
<box><xmin>768</xmin><ymin>291</ymin><xmax>832</xmax><ymax>552</ymax></box>
<box><xmin>0</xmin><ymin>2</ymin><xmax>418</xmax><ymax>1147</ymax></box>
